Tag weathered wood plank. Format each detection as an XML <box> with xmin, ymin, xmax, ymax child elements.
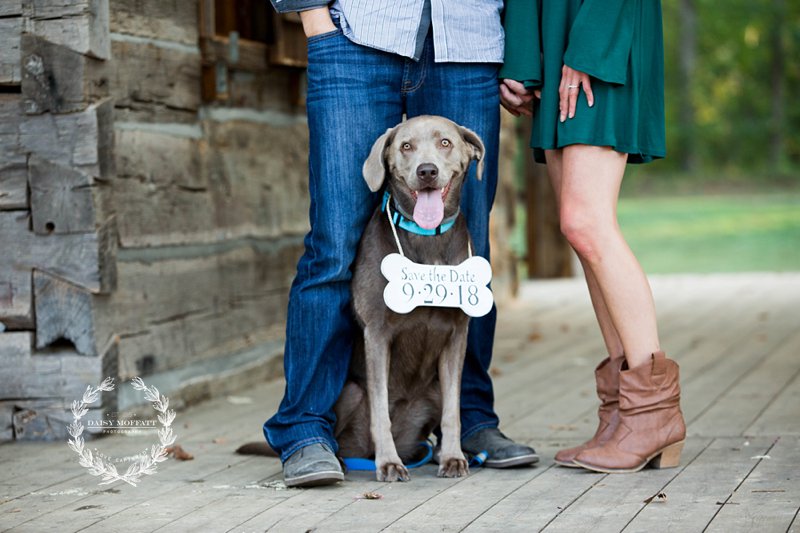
<box><xmin>3</xmin><ymin>453</ymin><xmax>265</xmax><ymax>532</ymax></box>
<box><xmin>705</xmin><ymin>436</ymin><xmax>800</xmax><ymax>532</ymax></box>
<box><xmin>21</xmin><ymin>34</ymin><xmax>107</xmax><ymax>114</ymax></box>
<box><xmin>106</xmin><ymin>39</ymin><xmax>201</xmax><ymax>112</ymax></box>
<box><xmin>0</xmin><ymin>211</ymin><xmax>113</xmax><ymax>327</ymax></box>
<box><xmin>113</xmin><ymin>118</ymin><xmax>309</xmax><ymax>247</ymax></box>
<box><xmin>28</xmin><ymin>156</ymin><xmax>96</xmax><ymax>234</ymax></box>
<box><xmin>109</xmin><ymin>0</ymin><xmax>198</xmax><ymax>45</ymax></box>
<box><xmin>23</xmin><ymin>0</ymin><xmax>110</xmax><ymax>59</ymax></box>
<box><xmin>534</xmin><ymin>439</ymin><xmax>711</xmax><ymax>533</ymax></box>
<box><xmin>380</xmin><ymin>466</ymin><xmax>560</xmax><ymax>532</ymax></box>
<box><xmin>747</xmin><ymin>366</ymin><xmax>800</xmax><ymax>437</ymax></box>
<box><xmin>0</xmin><ymin>2</ymin><xmax>22</xmax><ymax>16</ymax></box>
<box><xmin>4</xmin><ymin>344</ymin><xmax>117</xmax><ymax>443</ymax></box>
<box><xmin>0</xmin><ymin>17</ymin><xmax>22</xmax><ymax>85</ymax></box>
<box><xmin>29</xmin><ymin>156</ymin><xmax>96</xmax><ymax>234</ymax></box>
<box><xmin>79</xmin><ymin>460</ymin><xmax>285</xmax><ymax>533</ymax></box>
<box><xmin>0</xmin><ymin>333</ymin><xmax>118</xmax><ymax>425</ymax></box>
<box><xmin>19</xmin><ymin>98</ymin><xmax>114</xmax><ymax>179</ymax></box>
<box><xmin>681</xmin><ymin>295</ymin><xmax>800</xmax><ymax>432</ymax></box>
<box><xmin>625</xmin><ymin>437</ymin><xmax>778</xmax><ymax>532</ymax></box>
<box><xmin>94</xmin><ymin>242</ymin><xmax>301</xmax><ymax>379</ymax></box>
<box><xmin>690</xmin><ymin>328</ymin><xmax>800</xmax><ymax>438</ymax></box>
<box><xmin>225</xmin><ymin>68</ymin><xmax>308</xmax><ymax>113</ymax></box>
<box><xmin>33</xmin><ymin>271</ymin><xmax>96</xmax><ymax>355</ymax></box>
<box><xmin>0</xmin><ymin>164</ymin><xmax>28</xmax><ymax>210</ymax></box>
<box><xmin>0</xmin><ymin>95</ymin><xmax>26</xmax><ymax>168</ymax></box>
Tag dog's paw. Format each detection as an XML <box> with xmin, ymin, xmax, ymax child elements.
<box><xmin>376</xmin><ymin>461</ymin><xmax>410</xmax><ymax>482</ymax></box>
<box><xmin>437</xmin><ymin>457</ymin><xmax>469</xmax><ymax>478</ymax></box>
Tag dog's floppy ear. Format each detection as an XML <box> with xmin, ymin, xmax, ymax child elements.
<box><xmin>459</xmin><ymin>126</ymin><xmax>485</xmax><ymax>181</ymax></box>
<box><xmin>362</xmin><ymin>127</ymin><xmax>395</xmax><ymax>192</ymax></box>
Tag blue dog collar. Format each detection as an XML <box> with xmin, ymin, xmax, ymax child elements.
<box><xmin>381</xmin><ymin>190</ymin><xmax>458</xmax><ymax>236</ymax></box>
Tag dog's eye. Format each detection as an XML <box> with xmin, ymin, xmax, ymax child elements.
<box><xmin>401</xmin><ymin>142</ymin><xmax>412</xmax><ymax>151</ymax></box>
<box><xmin>440</xmin><ymin>139</ymin><xmax>451</xmax><ymax>148</ymax></box>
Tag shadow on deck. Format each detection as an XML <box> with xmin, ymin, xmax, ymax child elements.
<box><xmin>1</xmin><ymin>273</ymin><xmax>799</xmax><ymax>532</ymax></box>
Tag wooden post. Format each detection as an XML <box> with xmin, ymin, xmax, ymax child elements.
<box><xmin>520</xmin><ymin>119</ymin><xmax>573</xmax><ymax>279</ymax></box>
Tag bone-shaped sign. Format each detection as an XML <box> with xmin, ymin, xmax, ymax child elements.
<box><xmin>381</xmin><ymin>253</ymin><xmax>493</xmax><ymax>317</ymax></box>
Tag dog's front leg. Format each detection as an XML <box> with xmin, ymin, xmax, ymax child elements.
<box><xmin>437</xmin><ymin>327</ymin><xmax>469</xmax><ymax>478</ymax></box>
<box><xmin>364</xmin><ymin>327</ymin><xmax>410</xmax><ymax>482</ymax></box>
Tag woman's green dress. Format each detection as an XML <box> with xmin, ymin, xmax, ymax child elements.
<box><xmin>500</xmin><ymin>0</ymin><xmax>666</xmax><ymax>164</ymax></box>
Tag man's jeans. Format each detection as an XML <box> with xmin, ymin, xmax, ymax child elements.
<box><xmin>264</xmin><ymin>28</ymin><xmax>501</xmax><ymax>462</ymax></box>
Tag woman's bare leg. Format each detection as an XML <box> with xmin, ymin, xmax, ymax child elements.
<box><xmin>543</xmin><ymin>149</ymin><xmax>625</xmax><ymax>360</ymax></box>
<box><xmin>556</xmin><ymin>144</ymin><xmax>659</xmax><ymax>369</ymax></box>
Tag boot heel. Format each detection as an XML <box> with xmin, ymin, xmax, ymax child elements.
<box><xmin>650</xmin><ymin>440</ymin><xmax>684</xmax><ymax>469</ymax></box>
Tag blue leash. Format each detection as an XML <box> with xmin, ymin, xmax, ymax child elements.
<box><xmin>341</xmin><ymin>441</ymin><xmax>488</xmax><ymax>471</ymax></box>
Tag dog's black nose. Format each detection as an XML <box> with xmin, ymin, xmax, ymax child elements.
<box><xmin>416</xmin><ymin>163</ymin><xmax>439</xmax><ymax>183</ymax></box>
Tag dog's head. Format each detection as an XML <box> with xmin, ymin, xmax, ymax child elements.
<box><xmin>362</xmin><ymin>115</ymin><xmax>485</xmax><ymax>230</ymax></box>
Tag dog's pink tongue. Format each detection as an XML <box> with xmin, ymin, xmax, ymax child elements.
<box><xmin>413</xmin><ymin>189</ymin><xmax>444</xmax><ymax>230</ymax></box>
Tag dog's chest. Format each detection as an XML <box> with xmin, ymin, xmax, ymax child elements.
<box><xmin>386</xmin><ymin>308</ymin><xmax>465</xmax><ymax>383</ymax></box>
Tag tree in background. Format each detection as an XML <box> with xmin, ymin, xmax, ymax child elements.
<box><xmin>661</xmin><ymin>0</ymin><xmax>798</xmax><ymax>178</ymax></box>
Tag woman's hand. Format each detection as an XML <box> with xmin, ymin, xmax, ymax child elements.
<box><xmin>499</xmin><ymin>79</ymin><xmax>535</xmax><ymax>117</ymax></box>
<box><xmin>299</xmin><ymin>7</ymin><xmax>336</xmax><ymax>38</ymax></box>
<box><xmin>559</xmin><ymin>65</ymin><xmax>594</xmax><ymax>122</ymax></box>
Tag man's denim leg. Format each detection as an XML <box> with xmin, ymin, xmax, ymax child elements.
<box><xmin>264</xmin><ymin>31</ymin><xmax>404</xmax><ymax>462</ymax></box>
<box><xmin>405</xmin><ymin>44</ymin><xmax>502</xmax><ymax>439</ymax></box>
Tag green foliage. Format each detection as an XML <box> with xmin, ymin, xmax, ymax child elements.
<box><xmin>660</xmin><ymin>0</ymin><xmax>800</xmax><ymax>175</ymax></box>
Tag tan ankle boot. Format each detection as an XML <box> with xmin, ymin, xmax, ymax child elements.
<box><xmin>573</xmin><ymin>351</ymin><xmax>686</xmax><ymax>473</ymax></box>
<box><xmin>554</xmin><ymin>356</ymin><xmax>624</xmax><ymax>467</ymax></box>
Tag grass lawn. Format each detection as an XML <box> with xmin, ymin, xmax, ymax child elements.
<box><xmin>617</xmin><ymin>192</ymin><xmax>800</xmax><ymax>273</ymax></box>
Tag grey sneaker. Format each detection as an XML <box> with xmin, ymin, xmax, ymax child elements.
<box><xmin>461</xmin><ymin>428</ymin><xmax>539</xmax><ymax>468</ymax></box>
<box><xmin>283</xmin><ymin>443</ymin><xmax>344</xmax><ymax>488</ymax></box>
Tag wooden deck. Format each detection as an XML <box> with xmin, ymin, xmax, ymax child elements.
<box><xmin>1</xmin><ymin>273</ymin><xmax>799</xmax><ymax>532</ymax></box>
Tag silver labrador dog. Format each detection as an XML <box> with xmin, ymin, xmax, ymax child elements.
<box><xmin>334</xmin><ymin>115</ymin><xmax>485</xmax><ymax>482</ymax></box>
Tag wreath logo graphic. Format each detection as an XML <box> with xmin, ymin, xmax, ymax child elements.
<box><xmin>67</xmin><ymin>377</ymin><xmax>176</xmax><ymax>486</ymax></box>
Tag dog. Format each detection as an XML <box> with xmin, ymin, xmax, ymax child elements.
<box><xmin>332</xmin><ymin>115</ymin><xmax>485</xmax><ymax>481</ymax></box>
<box><xmin>238</xmin><ymin>115</ymin><xmax>485</xmax><ymax>482</ymax></box>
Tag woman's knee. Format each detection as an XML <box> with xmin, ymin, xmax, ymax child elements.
<box><xmin>559</xmin><ymin>209</ymin><xmax>608</xmax><ymax>263</ymax></box>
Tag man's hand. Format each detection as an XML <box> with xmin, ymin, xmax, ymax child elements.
<box><xmin>499</xmin><ymin>79</ymin><xmax>535</xmax><ymax>117</ymax></box>
<box><xmin>300</xmin><ymin>7</ymin><xmax>336</xmax><ymax>38</ymax></box>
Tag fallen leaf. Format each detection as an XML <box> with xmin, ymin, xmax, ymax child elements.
<box><xmin>528</xmin><ymin>332</ymin><xmax>542</xmax><ymax>342</ymax></box>
<box><xmin>643</xmin><ymin>492</ymin><xmax>667</xmax><ymax>504</ymax></box>
<box><xmin>358</xmin><ymin>492</ymin><xmax>383</xmax><ymax>500</ymax></box>
<box><xmin>74</xmin><ymin>505</ymin><xmax>102</xmax><ymax>512</ymax></box>
<box><xmin>212</xmin><ymin>437</ymin><xmax>227</xmax><ymax>444</ymax></box>
<box><xmin>166</xmin><ymin>444</ymin><xmax>194</xmax><ymax>461</ymax></box>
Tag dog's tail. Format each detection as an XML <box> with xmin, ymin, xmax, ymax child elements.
<box><xmin>235</xmin><ymin>441</ymin><xmax>278</xmax><ymax>457</ymax></box>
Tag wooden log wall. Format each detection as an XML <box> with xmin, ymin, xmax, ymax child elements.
<box><xmin>0</xmin><ymin>0</ymin><xmax>117</xmax><ymax>441</ymax></box>
<box><xmin>0</xmin><ymin>0</ymin><xmax>309</xmax><ymax>441</ymax></box>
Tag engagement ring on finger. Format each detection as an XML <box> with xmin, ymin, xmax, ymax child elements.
<box><xmin>567</xmin><ymin>85</ymin><xmax>579</xmax><ymax>89</ymax></box>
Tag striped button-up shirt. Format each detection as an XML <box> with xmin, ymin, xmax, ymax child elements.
<box><xmin>270</xmin><ymin>0</ymin><xmax>505</xmax><ymax>63</ymax></box>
